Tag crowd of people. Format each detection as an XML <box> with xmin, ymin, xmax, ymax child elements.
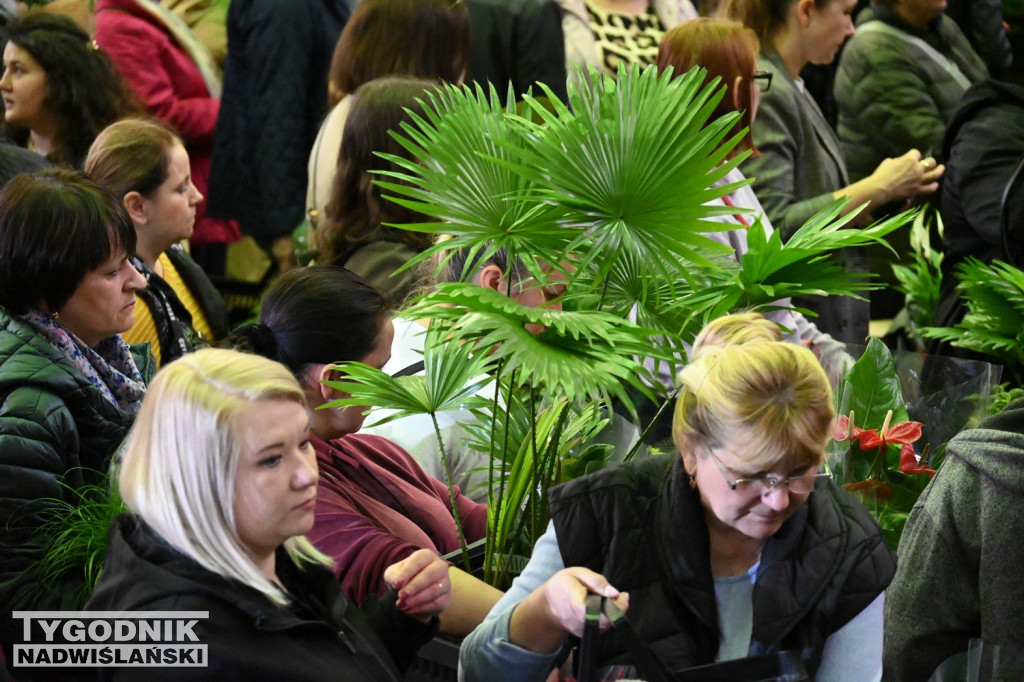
<box><xmin>0</xmin><ymin>0</ymin><xmax>1020</xmax><ymax>680</ymax></box>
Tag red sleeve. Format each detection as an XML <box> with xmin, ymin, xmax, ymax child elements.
<box><xmin>306</xmin><ymin>486</ymin><xmax>420</xmax><ymax>606</ymax></box>
<box><xmin>95</xmin><ymin>14</ymin><xmax>219</xmax><ymax>143</ymax></box>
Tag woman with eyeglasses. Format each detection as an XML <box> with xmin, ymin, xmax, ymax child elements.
<box><xmin>656</xmin><ymin>19</ymin><xmax>846</xmax><ymax>387</ymax></box>
<box><xmin>459</xmin><ymin>313</ymin><xmax>894</xmax><ymax>682</ymax></box>
<box><xmin>719</xmin><ymin>0</ymin><xmax>945</xmax><ymax>342</ymax></box>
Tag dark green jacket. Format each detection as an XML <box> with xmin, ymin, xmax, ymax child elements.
<box><xmin>0</xmin><ymin>308</ymin><xmax>154</xmax><ymax>654</ymax></box>
<box><xmin>835</xmin><ymin>5</ymin><xmax>988</xmax><ymax>183</ymax></box>
<box><xmin>550</xmin><ymin>455</ymin><xmax>894</xmax><ymax>678</ymax></box>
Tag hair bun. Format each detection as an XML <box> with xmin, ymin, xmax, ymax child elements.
<box><xmin>228</xmin><ymin>322</ymin><xmax>279</xmax><ymax>359</ymax></box>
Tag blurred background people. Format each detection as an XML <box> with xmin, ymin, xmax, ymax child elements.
<box><xmin>207</xmin><ymin>0</ymin><xmax>350</xmax><ymax>275</ymax></box>
<box><xmin>306</xmin><ymin>0</ymin><xmax>470</xmax><ymax>228</ymax></box>
<box><xmin>95</xmin><ymin>0</ymin><xmax>240</xmax><ymax>274</ymax></box>
<box><xmin>315</xmin><ymin>77</ymin><xmax>438</xmax><ymax>303</ymax></box>
<box><xmin>721</xmin><ymin>0</ymin><xmax>944</xmax><ymax>338</ymax></box>
<box><xmin>0</xmin><ymin>13</ymin><xmax>139</xmax><ymax>167</ymax></box>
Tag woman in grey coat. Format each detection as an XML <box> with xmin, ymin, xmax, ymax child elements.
<box><xmin>722</xmin><ymin>0</ymin><xmax>945</xmax><ymax>341</ymax></box>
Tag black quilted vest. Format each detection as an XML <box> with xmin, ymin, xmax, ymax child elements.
<box><xmin>549</xmin><ymin>455</ymin><xmax>895</xmax><ymax>678</ymax></box>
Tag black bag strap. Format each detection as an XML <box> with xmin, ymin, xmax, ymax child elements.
<box><xmin>1000</xmin><ymin>152</ymin><xmax>1024</xmax><ymax>265</ymax></box>
<box><xmin>391</xmin><ymin>360</ymin><xmax>425</xmax><ymax>378</ymax></box>
<box><xmin>576</xmin><ymin>596</ymin><xmax>676</xmax><ymax>682</ymax></box>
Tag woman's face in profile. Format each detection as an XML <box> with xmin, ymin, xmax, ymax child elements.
<box><xmin>232</xmin><ymin>399</ymin><xmax>319</xmax><ymax>559</ymax></box>
<box><xmin>55</xmin><ymin>250</ymin><xmax>146</xmax><ymax>347</ymax></box>
<box><xmin>0</xmin><ymin>42</ymin><xmax>51</xmax><ymax>131</ymax></box>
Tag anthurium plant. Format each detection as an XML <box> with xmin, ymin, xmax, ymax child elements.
<box><xmin>828</xmin><ymin>338</ymin><xmax>937</xmax><ymax>548</ymax></box>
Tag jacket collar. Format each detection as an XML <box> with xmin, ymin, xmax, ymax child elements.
<box><xmin>652</xmin><ymin>459</ymin><xmax>850</xmax><ymax>651</ymax></box>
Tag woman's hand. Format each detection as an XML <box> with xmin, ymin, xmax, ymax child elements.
<box><xmin>509</xmin><ymin>567</ymin><xmax>629</xmax><ymax>653</ymax></box>
<box><xmin>869</xmin><ymin>149</ymin><xmax>945</xmax><ymax>204</ymax></box>
<box><xmin>384</xmin><ymin>548</ymin><xmax>452</xmax><ymax>621</ymax></box>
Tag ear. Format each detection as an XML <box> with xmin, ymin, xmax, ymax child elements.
<box><xmin>732</xmin><ymin>74</ymin><xmax>744</xmax><ymax>112</ymax></box>
<box><xmin>681</xmin><ymin>447</ymin><xmax>698</xmax><ymax>476</ymax></box>
<box><xmin>793</xmin><ymin>0</ymin><xmax>817</xmax><ymax>27</ymax></box>
<box><xmin>123</xmin><ymin>191</ymin><xmax>148</xmax><ymax>225</ymax></box>
<box><xmin>475</xmin><ymin>263</ymin><xmax>504</xmax><ymax>292</ymax></box>
<box><xmin>302</xmin><ymin>363</ymin><xmax>342</xmax><ymax>403</ymax></box>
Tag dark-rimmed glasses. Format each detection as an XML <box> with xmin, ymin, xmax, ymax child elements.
<box><xmin>705</xmin><ymin>448</ymin><xmax>831</xmax><ymax>496</ymax></box>
<box><xmin>753</xmin><ymin>70</ymin><xmax>772</xmax><ymax>93</ymax></box>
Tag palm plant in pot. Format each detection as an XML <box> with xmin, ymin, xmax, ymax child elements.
<box><xmin>323</xmin><ymin>63</ymin><xmax>914</xmax><ymax>590</ymax></box>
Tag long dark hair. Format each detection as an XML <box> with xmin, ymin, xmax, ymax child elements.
<box><xmin>316</xmin><ymin>76</ymin><xmax>438</xmax><ymax>267</ymax></box>
<box><xmin>2</xmin><ymin>13</ymin><xmax>140</xmax><ymax>167</ymax></box>
<box><xmin>224</xmin><ymin>266</ymin><xmax>392</xmax><ymax>377</ymax></box>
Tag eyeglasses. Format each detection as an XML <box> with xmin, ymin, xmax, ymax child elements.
<box><xmin>752</xmin><ymin>70</ymin><xmax>772</xmax><ymax>93</ymax></box>
<box><xmin>705</xmin><ymin>448</ymin><xmax>831</xmax><ymax>496</ymax></box>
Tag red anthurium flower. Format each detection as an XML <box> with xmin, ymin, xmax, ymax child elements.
<box><xmin>857</xmin><ymin>420</ymin><xmax>923</xmax><ymax>450</ymax></box>
<box><xmin>899</xmin><ymin>443</ymin><xmax>936</xmax><ymax>477</ymax></box>
<box><xmin>832</xmin><ymin>414</ymin><xmax>867</xmax><ymax>442</ymax></box>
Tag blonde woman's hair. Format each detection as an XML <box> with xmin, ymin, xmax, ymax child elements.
<box><xmin>673</xmin><ymin>333</ymin><xmax>833</xmax><ymax>472</ymax></box>
<box><xmin>118</xmin><ymin>347</ymin><xmax>330</xmax><ymax>605</ymax></box>
<box><xmin>691</xmin><ymin>311</ymin><xmax>782</xmax><ymax>357</ymax></box>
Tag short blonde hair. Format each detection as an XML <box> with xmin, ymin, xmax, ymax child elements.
<box><xmin>118</xmin><ymin>348</ymin><xmax>330</xmax><ymax>605</ymax></box>
<box><xmin>673</xmin><ymin>339</ymin><xmax>833</xmax><ymax>471</ymax></box>
<box><xmin>691</xmin><ymin>311</ymin><xmax>782</xmax><ymax>357</ymax></box>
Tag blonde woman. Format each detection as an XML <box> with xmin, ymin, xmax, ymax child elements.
<box><xmin>85</xmin><ymin>348</ymin><xmax>451</xmax><ymax>680</ymax></box>
<box><xmin>460</xmin><ymin>314</ymin><xmax>893</xmax><ymax>681</ymax></box>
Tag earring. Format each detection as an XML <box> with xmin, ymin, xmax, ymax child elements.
<box><xmin>689</xmin><ymin>474</ymin><xmax>697</xmax><ymax>490</ymax></box>
<box><xmin>50</xmin><ymin>311</ymin><xmax>59</xmax><ymax>320</ymax></box>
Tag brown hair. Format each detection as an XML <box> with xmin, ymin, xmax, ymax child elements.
<box><xmin>85</xmin><ymin>118</ymin><xmax>182</xmax><ymax>200</ymax></box>
<box><xmin>316</xmin><ymin>77</ymin><xmax>438</xmax><ymax>266</ymax></box>
<box><xmin>658</xmin><ymin>18</ymin><xmax>761</xmax><ymax>153</ymax></box>
<box><xmin>327</xmin><ymin>0</ymin><xmax>470</xmax><ymax>106</ymax></box>
<box><xmin>718</xmin><ymin>0</ymin><xmax>831</xmax><ymax>46</ymax></box>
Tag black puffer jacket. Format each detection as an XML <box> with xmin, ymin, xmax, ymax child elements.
<box><xmin>206</xmin><ymin>0</ymin><xmax>349</xmax><ymax>245</ymax></box>
<box><xmin>84</xmin><ymin>515</ymin><xmax>437</xmax><ymax>681</ymax></box>
<box><xmin>0</xmin><ymin>309</ymin><xmax>154</xmax><ymax>655</ymax></box>
<box><xmin>549</xmin><ymin>455</ymin><xmax>895</xmax><ymax>678</ymax></box>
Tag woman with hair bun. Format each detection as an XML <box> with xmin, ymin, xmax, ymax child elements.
<box><xmin>86</xmin><ymin>117</ymin><xmax>229</xmax><ymax>367</ymax></box>
<box><xmin>0</xmin><ymin>13</ymin><xmax>139</xmax><ymax>167</ymax></box>
<box><xmin>85</xmin><ymin>347</ymin><xmax>449</xmax><ymax>681</ymax></box>
<box><xmin>461</xmin><ymin>313</ymin><xmax>893</xmax><ymax>682</ymax></box>
<box><xmin>225</xmin><ymin>265</ymin><xmax>501</xmax><ymax>637</ymax></box>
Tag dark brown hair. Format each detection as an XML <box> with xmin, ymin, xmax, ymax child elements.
<box><xmin>328</xmin><ymin>0</ymin><xmax>470</xmax><ymax>106</ymax></box>
<box><xmin>657</xmin><ymin>18</ymin><xmax>760</xmax><ymax>153</ymax></box>
<box><xmin>0</xmin><ymin>168</ymin><xmax>136</xmax><ymax>314</ymax></box>
<box><xmin>718</xmin><ymin>0</ymin><xmax>831</xmax><ymax>46</ymax></box>
<box><xmin>2</xmin><ymin>13</ymin><xmax>141</xmax><ymax>167</ymax></box>
<box><xmin>316</xmin><ymin>76</ymin><xmax>438</xmax><ymax>266</ymax></box>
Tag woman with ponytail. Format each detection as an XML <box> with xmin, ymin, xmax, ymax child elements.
<box><xmin>225</xmin><ymin>265</ymin><xmax>501</xmax><ymax>637</ymax></box>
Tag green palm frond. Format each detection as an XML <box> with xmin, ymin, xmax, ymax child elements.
<box><xmin>673</xmin><ymin>203</ymin><xmax>916</xmax><ymax>318</ymax></box>
<box><xmin>922</xmin><ymin>258</ymin><xmax>1024</xmax><ymax>377</ymax></box>
<box><xmin>374</xmin><ymin>82</ymin><xmax>570</xmax><ymax>280</ymax></box>
<box><xmin>322</xmin><ymin>324</ymin><xmax>495</xmax><ymax>424</ymax></box>
<box><xmin>400</xmin><ymin>283</ymin><xmax>665</xmax><ymax>410</ymax></box>
<box><xmin>521</xmin><ymin>63</ymin><xmax>745</xmax><ymax>280</ymax></box>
